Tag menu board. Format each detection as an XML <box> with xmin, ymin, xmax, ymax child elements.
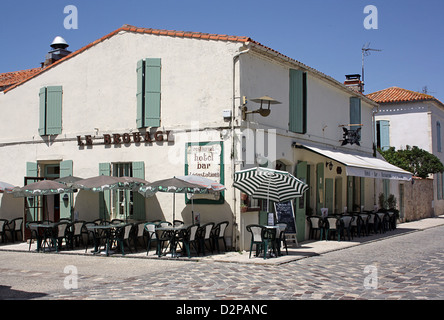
<box><xmin>274</xmin><ymin>200</ymin><xmax>297</xmax><ymax>234</ymax></box>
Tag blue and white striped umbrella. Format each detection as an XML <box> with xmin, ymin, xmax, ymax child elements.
<box><xmin>234</xmin><ymin>167</ymin><xmax>308</xmax><ymax>209</ymax></box>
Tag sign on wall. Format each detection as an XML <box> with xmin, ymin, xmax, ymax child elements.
<box><xmin>185</xmin><ymin>141</ymin><xmax>224</xmax><ymax>204</ymax></box>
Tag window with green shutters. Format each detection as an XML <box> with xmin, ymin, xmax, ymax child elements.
<box><xmin>349</xmin><ymin>97</ymin><xmax>361</xmax><ymax>141</ymax></box>
<box><xmin>289</xmin><ymin>69</ymin><xmax>307</xmax><ymax>134</ymax></box>
<box><xmin>99</xmin><ymin>162</ymin><xmax>146</xmax><ymax>221</ymax></box>
<box><xmin>137</xmin><ymin>58</ymin><xmax>161</xmax><ymax>128</ymax></box>
<box><xmin>39</xmin><ymin>86</ymin><xmax>63</xmax><ymax>135</ymax></box>
<box><xmin>376</xmin><ymin>120</ymin><xmax>390</xmax><ymax>151</ymax></box>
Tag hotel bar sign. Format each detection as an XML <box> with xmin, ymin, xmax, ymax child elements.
<box><xmin>186</xmin><ymin>141</ymin><xmax>224</xmax><ymax>204</ymax></box>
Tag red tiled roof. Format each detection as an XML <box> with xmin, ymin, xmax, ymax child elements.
<box><xmin>0</xmin><ymin>68</ymin><xmax>42</xmax><ymax>88</ymax></box>
<box><xmin>3</xmin><ymin>25</ymin><xmax>254</xmax><ymax>93</ymax></box>
<box><xmin>2</xmin><ymin>25</ymin><xmax>366</xmax><ymax>100</ymax></box>
<box><xmin>367</xmin><ymin>86</ymin><xmax>437</xmax><ymax>104</ymax></box>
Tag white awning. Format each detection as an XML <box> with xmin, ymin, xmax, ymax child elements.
<box><xmin>300</xmin><ymin>145</ymin><xmax>412</xmax><ymax>181</ymax></box>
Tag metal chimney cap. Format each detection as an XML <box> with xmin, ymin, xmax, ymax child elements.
<box><xmin>50</xmin><ymin>36</ymin><xmax>69</xmax><ymax>49</ymax></box>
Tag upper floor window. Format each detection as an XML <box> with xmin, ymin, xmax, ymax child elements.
<box><xmin>349</xmin><ymin>97</ymin><xmax>361</xmax><ymax>141</ymax></box>
<box><xmin>39</xmin><ymin>86</ymin><xmax>63</xmax><ymax>135</ymax></box>
<box><xmin>437</xmin><ymin>121</ymin><xmax>441</xmax><ymax>152</ymax></box>
<box><xmin>376</xmin><ymin>120</ymin><xmax>390</xmax><ymax>151</ymax></box>
<box><xmin>136</xmin><ymin>58</ymin><xmax>161</xmax><ymax>128</ymax></box>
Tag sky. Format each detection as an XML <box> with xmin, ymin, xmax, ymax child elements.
<box><xmin>1</xmin><ymin>0</ymin><xmax>443</xmax><ymax>101</ymax></box>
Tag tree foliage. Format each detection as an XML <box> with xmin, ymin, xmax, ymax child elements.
<box><xmin>380</xmin><ymin>145</ymin><xmax>444</xmax><ymax>178</ymax></box>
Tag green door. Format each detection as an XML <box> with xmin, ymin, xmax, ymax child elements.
<box><xmin>295</xmin><ymin>162</ymin><xmax>307</xmax><ymax>242</ymax></box>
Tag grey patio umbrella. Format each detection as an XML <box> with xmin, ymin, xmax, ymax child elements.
<box><xmin>12</xmin><ymin>180</ymin><xmax>74</xmax><ymax>222</ymax></box>
<box><xmin>12</xmin><ymin>180</ymin><xmax>72</xmax><ymax>197</ymax></box>
<box><xmin>138</xmin><ymin>177</ymin><xmax>214</xmax><ymax>222</ymax></box>
<box><xmin>0</xmin><ymin>181</ymin><xmax>16</xmax><ymax>193</ymax></box>
<box><xmin>71</xmin><ymin>175</ymin><xmax>122</xmax><ymax>192</ymax></box>
<box><xmin>234</xmin><ymin>167</ymin><xmax>308</xmax><ymax>212</ymax></box>
<box><xmin>55</xmin><ymin>175</ymin><xmax>84</xmax><ymax>186</ymax></box>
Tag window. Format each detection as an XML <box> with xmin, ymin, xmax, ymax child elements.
<box><xmin>99</xmin><ymin>162</ymin><xmax>145</xmax><ymax>221</ymax></box>
<box><xmin>39</xmin><ymin>86</ymin><xmax>63</xmax><ymax>135</ymax></box>
<box><xmin>289</xmin><ymin>69</ymin><xmax>307</xmax><ymax>134</ymax></box>
<box><xmin>113</xmin><ymin>163</ymin><xmax>133</xmax><ymax>218</ymax></box>
<box><xmin>136</xmin><ymin>58</ymin><xmax>161</xmax><ymax>128</ymax></box>
<box><xmin>437</xmin><ymin>121</ymin><xmax>441</xmax><ymax>153</ymax></box>
<box><xmin>376</xmin><ymin>120</ymin><xmax>390</xmax><ymax>151</ymax></box>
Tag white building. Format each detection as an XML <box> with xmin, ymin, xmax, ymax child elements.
<box><xmin>368</xmin><ymin>86</ymin><xmax>444</xmax><ymax>216</ymax></box>
<box><xmin>0</xmin><ymin>25</ymin><xmax>411</xmax><ymax>250</ymax></box>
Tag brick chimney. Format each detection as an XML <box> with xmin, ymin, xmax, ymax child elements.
<box><xmin>344</xmin><ymin>74</ymin><xmax>363</xmax><ymax>93</ymax></box>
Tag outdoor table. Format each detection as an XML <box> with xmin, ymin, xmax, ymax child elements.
<box><xmin>86</xmin><ymin>223</ymin><xmax>126</xmax><ymax>256</ymax></box>
<box><xmin>156</xmin><ymin>224</ymin><xmax>189</xmax><ymax>257</ymax></box>
<box><xmin>27</xmin><ymin>222</ymin><xmax>57</xmax><ymax>252</ymax></box>
<box><xmin>263</xmin><ymin>225</ymin><xmax>281</xmax><ymax>258</ymax></box>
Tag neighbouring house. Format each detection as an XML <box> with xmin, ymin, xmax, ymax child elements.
<box><xmin>368</xmin><ymin>86</ymin><xmax>444</xmax><ymax>220</ymax></box>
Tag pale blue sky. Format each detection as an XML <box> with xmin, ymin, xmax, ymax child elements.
<box><xmin>1</xmin><ymin>0</ymin><xmax>443</xmax><ymax>100</ymax></box>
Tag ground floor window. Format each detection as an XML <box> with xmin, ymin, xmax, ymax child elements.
<box><xmin>112</xmin><ymin>163</ymin><xmax>133</xmax><ymax>219</ymax></box>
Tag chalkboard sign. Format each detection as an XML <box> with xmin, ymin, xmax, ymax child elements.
<box><xmin>274</xmin><ymin>200</ymin><xmax>297</xmax><ymax>234</ymax></box>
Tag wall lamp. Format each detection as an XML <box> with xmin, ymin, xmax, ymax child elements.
<box><xmin>242</xmin><ymin>96</ymin><xmax>281</xmax><ymax>120</ymax></box>
<box><xmin>326</xmin><ymin>161</ymin><xmax>333</xmax><ymax>171</ymax></box>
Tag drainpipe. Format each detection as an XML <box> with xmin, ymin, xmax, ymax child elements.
<box><xmin>231</xmin><ymin>47</ymin><xmax>250</xmax><ymax>251</ymax></box>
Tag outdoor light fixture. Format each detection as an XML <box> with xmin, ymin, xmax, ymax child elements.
<box><xmin>326</xmin><ymin>161</ymin><xmax>333</xmax><ymax>171</ymax></box>
<box><xmin>242</xmin><ymin>96</ymin><xmax>281</xmax><ymax>120</ymax></box>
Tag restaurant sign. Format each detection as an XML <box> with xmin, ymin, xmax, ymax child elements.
<box><xmin>77</xmin><ymin>130</ymin><xmax>173</xmax><ymax>147</ymax></box>
<box><xmin>185</xmin><ymin>141</ymin><xmax>224</xmax><ymax>204</ymax></box>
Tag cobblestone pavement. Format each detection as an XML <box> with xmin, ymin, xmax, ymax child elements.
<box><xmin>1</xmin><ymin>224</ymin><xmax>443</xmax><ymax>301</ymax></box>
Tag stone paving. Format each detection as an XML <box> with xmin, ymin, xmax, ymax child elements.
<box><xmin>0</xmin><ymin>216</ymin><xmax>443</xmax><ymax>300</ymax></box>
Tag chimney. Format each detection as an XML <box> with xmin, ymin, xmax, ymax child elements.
<box><xmin>43</xmin><ymin>36</ymin><xmax>72</xmax><ymax>67</ymax></box>
<box><xmin>344</xmin><ymin>74</ymin><xmax>363</xmax><ymax>93</ymax></box>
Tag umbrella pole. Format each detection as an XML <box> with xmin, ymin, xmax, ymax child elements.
<box><xmin>173</xmin><ymin>193</ymin><xmax>176</xmax><ymax>222</ymax></box>
<box><xmin>191</xmin><ymin>195</ymin><xmax>194</xmax><ymax>224</ymax></box>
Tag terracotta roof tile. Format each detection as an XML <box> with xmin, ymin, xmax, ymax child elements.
<box><xmin>0</xmin><ymin>68</ymin><xmax>42</xmax><ymax>88</ymax></box>
<box><xmin>2</xmin><ymin>25</ymin><xmax>350</xmax><ymax>98</ymax></box>
<box><xmin>367</xmin><ymin>86</ymin><xmax>436</xmax><ymax>103</ymax></box>
<box><xmin>3</xmin><ymin>25</ymin><xmax>254</xmax><ymax>93</ymax></box>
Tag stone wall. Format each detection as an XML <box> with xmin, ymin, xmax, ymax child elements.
<box><xmin>403</xmin><ymin>178</ymin><xmax>434</xmax><ymax>221</ymax></box>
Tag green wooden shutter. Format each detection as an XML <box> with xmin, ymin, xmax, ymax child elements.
<box><xmin>360</xmin><ymin>177</ymin><xmax>365</xmax><ymax>210</ymax></box>
<box><xmin>145</xmin><ymin>58</ymin><xmax>161</xmax><ymax>127</ymax></box>
<box><xmin>289</xmin><ymin>69</ymin><xmax>306</xmax><ymax>134</ymax></box>
<box><xmin>347</xmin><ymin>176</ymin><xmax>353</xmax><ymax>211</ymax></box>
<box><xmin>325</xmin><ymin>178</ymin><xmax>334</xmax><ymax>215</ymax></box>
<box><xmin>379</xmin><ymin>120</ymin><xmax>390</xmax><ymax>151</ymax></box>
<box><xmin>26</xmin><ymin>162</ymin><xmax>39</xmax><ymax>178</ymax></box>
<box><xmin>39</xmin><ymin>87</ymin><xmax>47</xmax><ymax>135</ymax></box>
<box><xmin>99</xmin><ymin>163</ymin><xmax>111</xmax><ymax>220</ymax></box>
<box><xmin>295</xmin><ymin>161</ymin><xmax>307</xmax><ymax>241</ymax></box>
<box><xmin>316</xmin><ymin>162</ymin><xmax>324</xmax><ymax>215</ymax></box>
<box><xmin>46</xmin><ymin>86</ymin><xmax>63</xmax><ymax>135</ymax></box>
<box><xmin>350</xmin><ymin>97</ymin><xmax>361</xmax><ymax>138</ymax></box>
<box><xmin>136</xmin><ymin>60</ymin><xmax>144</xmax><ymax>128</ymax></box>
<box><xmin>26</xmin><ymin>162</ymin><xmax>39</xmax><ymax>221</ymax></box>
<box><xmin>441</xmin><ymin>172</ymin><xmax>444</xmax><ymax>200</ymax></box>
<box><xmin>59</xmin><ymin>160</ymin><xmax>73</xmax><ymax>220</ymax></box>
<box><xmin>132</xmin><ymin>161</ymin><xmax>146</xmax><ymax>220</ymax></box>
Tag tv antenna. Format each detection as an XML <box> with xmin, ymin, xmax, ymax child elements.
<box><xmin>361</xmin><ymin>42</ymin><xmax>382</xmax><ymax>93</ymax></box>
